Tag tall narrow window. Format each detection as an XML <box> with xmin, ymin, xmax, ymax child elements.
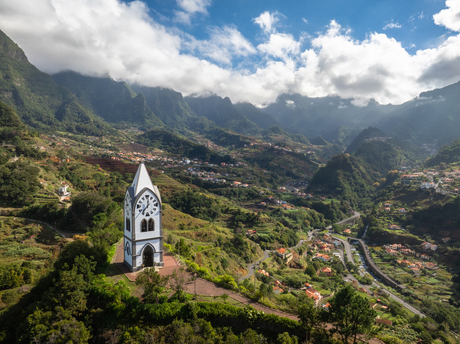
<box><xmin>141</xmin><ymin>219</ymin><xmax>147</xmax><ymax>232</ymax></box>
<box><xmin>126</xmin><ymin>218</ymin><xmax>131</xmax><ymax>232</ymax></box>
<box><xmin>148</xmin><ymin>219</ymin><xmax>154</xmax><ymax>231</ymax></box>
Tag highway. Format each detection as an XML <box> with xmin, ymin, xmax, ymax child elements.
<box><xmin>241</xmin><ymin>210</ymin><xmax>427</xmax><ymax>318</ymax></box>
<box><xmin>328</xmin><ymin>216</ymin><xmax>426</xmax><ymax>318</ymax></box>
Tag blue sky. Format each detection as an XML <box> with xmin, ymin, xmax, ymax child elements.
<box><xmin>147</xmin><ymin>0</ymin><xmax>449</xmax><ymax>54</ymax></box>
<box><xmin>0</xmin><ymin>0</ymin><xmax>459</xmax><ymax>106</ymax></box>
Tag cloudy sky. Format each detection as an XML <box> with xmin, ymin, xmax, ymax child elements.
<box><xmin>0</xmin><ymin>0</ymin><xmax>459</xmax><ymax>106</ymax></box>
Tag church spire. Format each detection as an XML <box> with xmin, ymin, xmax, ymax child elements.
<box><xmin>131</xmin><ymin>162</ymin><xmax>154</xmax><ymax>196</ymax></box>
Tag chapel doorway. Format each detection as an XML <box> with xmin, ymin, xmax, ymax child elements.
<box><xmin>143</xmin><ymin>245</ymin><xmax>154</xmax><ymax>267</ymax></box>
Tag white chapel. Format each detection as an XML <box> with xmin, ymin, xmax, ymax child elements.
<box><xmin>124</xmin><ymin>162</ymin><xmax>163</xmax><ymax>271</ymax></box>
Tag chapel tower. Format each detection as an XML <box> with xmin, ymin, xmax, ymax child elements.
<box><xmin>124</xmin><ymin>163</ymin><xmax>163</xmax><ymax>271</ymax></box>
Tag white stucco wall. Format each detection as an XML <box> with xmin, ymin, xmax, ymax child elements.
<box><xmin>124</xmin><ymin>240</ymin><xmax>132</xmax><ymax>268</ymax></box>
<box><xmin>132</xmin><ymin>238</ymin><xmax>162</xmax><ymax>268</ymax></box>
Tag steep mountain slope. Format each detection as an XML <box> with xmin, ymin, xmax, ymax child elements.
<box><xmin>130</xmin><ymin>84</ymin><xmax>199</xmax><ymax>130</ymax></box>
<box><xmin>263</xmin><ymin>94</ymin><xmax>394</xmax><ymax>139</ymax></box>
<box><xmin>377</xmin><ymin>81</ymin><xmax>460</xmax><ymax>147</ymax></box>
<box><xmin>0</xmin><ymin>100</ymin><xmax>26</xmax><ymax>140</ymax></box>
<box><xmin>0</xmin><ymin>30</ymin><xmax>108</xmax><ymax>135</ymax></box>
<box><xmin>345</xmin><ymin>127</ymin><xmax>386</xmax><ymax>154</ymax></box>
<box><xmin>307</xmin><ymin>154</ymin><xmax>375</xmax><ymax>208</ymax></box>
<box><xmin>232</xmin><ymin>102</ymin><xmax>279</xmax><ymax>129</ymax></box>
<box><xmin>354</xmin><ymin>140</ymin><xmax>416</xmax><ymax>176</ymax></box>
<box><xmin>138</xmin><ymin>128</ymin><xmax>234</xmax><ymax>164</ymax></box>
<box><xmin>52</xmin><ymin>71</ymin><xmax>164</xmax><ymax>128</ymax></box>
<box><xmin>185</xmin><ymin>95</ymin><xmax>259</xmax><ymax>134</ymax></box>
<box><xmin>425</xmin><ymin>139</ymin><xmax>460</xmax><ymax>167</ymax></box>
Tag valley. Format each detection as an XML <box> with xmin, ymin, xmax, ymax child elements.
<box><xmin>1</xmin><ymin>27</ymin><xmax>460</xmax><ymax>344</ymax></box>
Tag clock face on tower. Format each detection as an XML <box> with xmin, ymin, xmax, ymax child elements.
<box><xmin>136</xmin><ymin>194</ymin><xmax>158</xmax><ymax>217</ymax></box>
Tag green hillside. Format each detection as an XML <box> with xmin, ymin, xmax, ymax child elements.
<box><xmin>130</xmin><ymin>84</ymin><xmax>199</xmax><ymax>130</ymax></box>
<box><xmin>425</xmin><ymin>139</ymin><xmax>460</xmax><ymax>167</ymax></box>
<box><xmin>378</xmin><ymin>81</ymin><xmax>460</xmax><ymax>147</ymax></box>
<box><xmin>139</xmin><ymin>128</ymin><xmax>234</xmax><ymax>164</ymax></box>
<box><xmin>354</xmin><ymin>140</ymin><xmax>419</xmax><ymax>176</ymax></box>
<box><xmin>344</xmin><ymin>127</ymin><xmax>386</xmax><ymax>154</ymax></box>
<box><xmin>233</xmin><ymin>102</ymin><xmax>279</xmax><ymax>129</ymax></box>
<box><xmin>0</xmin><ymin>30</ymin><xmax>108</xmax><ymax>135</ymax></box>
<box><xmin>0</xmin><ymin>101</ymin><xmax>26</xmax><ymax>140</ymax></box>
<box><xmin>52</xmin><ymin>71</ymin><xmax>164</xmax><ymax>128</ymax></box>
<box><xmin>185</xmin><ymin>95</ymin><xmax>259</xmax><ymax>135</ymax></box>
<box><xmin>308</xmin><ymin>154</ymin><xmax>375</xmax><ymax>208</ymax></box>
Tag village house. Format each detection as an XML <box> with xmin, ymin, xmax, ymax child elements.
<box><xmin>421</xmin><ymin>242</ymin><xmax>438</xmax><ymax>251</ymax></box>
<box><xmin>421</xmin><ymin>182</ymin><xmax>436</xmax><ymax>189</ymax></box>
<box><xmin>400</xmin><ymin>248</ymin><xmax>414</xmax><ymax>255</ymax></box>
<box><xmin>344</xmin><ymin>228</ymin><xmax>351</xmax><ymax>234</ymax></box>
<box><xmin>384</xmin><ymin>207</ymin><xmax>391</xmax><ymax>212</ymax></box>
<box><xmin>385</xmin><ymin>243</ymin><xmax>403</xmax><ymax>251</ymax></box>
<box><xmin>442</xmin><ymin>237</ymin><xmax>450</xmax><ymax>243</ymax></box>
<box><xmin>399</xmin><ymin>208</ymin><xmax>406</xmax><ymax>213</ymax></box>
<box><xmin>246</xmin><ymin>229</ymin><xmax>257</xmax><ymax>237</ymax></box>
<box><xmin>58</xmin><ymin>184</ymin><xmax>70</xmax><ymax>196</ymax></box>
<box><xmin>318</xmin><ymin>267</ymin><xmax>332</xmax><ymax>277</ymax></box>
<box><xmin>313</xmin><ymin>253</ymin><xmax>332</xmax><ymax>262</ymax></box>
<box><xmin>273</xmin><ymin>286</ymin><xmax>284</xmax><ymax>294</ymax></box>
<box><xmin>410</xmin><ymin>267</ymin><xmax>420</xmax><ymax>275</ymax></box>
<box><xmin>421</xmin><ymin>254</ymin><xmax>431</xmax><ymax>260</ymax></box>
<box><xmin>385</xmin><ymin>248</ymin><xmax>398</xmax><ymax>256</ymax></box>
<box><xmin>319</xmin><ymin>245</ymin><xmax>331</xmax><ymax>252</ymax></box>
<box><xmin>414</xmin><ymin>262</ymin><xmax>424</xmax><ymax>269</ymax></box>
<box><xmin>305</xmin><ymin>287</ymin><xmax>322</xmax><ymax>306</ymax></box>
<box><xmin>258</xmin><ymin>202</ymin><xmax>266</xmax><ymax>208</ymax></box>
<box><xmin>376</xmin><ymin>318</ymin><xmax>393</xmax><ymax>326</ymax></box>
<box><xmin>257</xmin><ymin>269</ymin><xmax>269</xmax><ymax>277</ymax></box>
<box><xmin>397</xmin><ymin>259</ymin><xmax>412</xmax><ymax>267</ymax></box>
<box><xmin>388</xmin><ymin>224</ymin><xmax>400</xmax><ymax>230</ymax></box>
<box><xmin>275</xmin><ymin>248</ymin><xmax>293</xmax><ymax>262</ymax></box>
<box><xmin>425</xmin><ymin>262</ymin><xmax>438</xmax><ymax>270</ymax></box>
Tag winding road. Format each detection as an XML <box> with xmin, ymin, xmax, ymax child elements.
<box><xmin>330</xmin><ymin>221</ymin><xmax>426</xmax><ymax>318</ymax></box>
<box><xmin>241</xmin><ymin>209</ymin><xmax>428</xmax><ymax>318</ymax></box>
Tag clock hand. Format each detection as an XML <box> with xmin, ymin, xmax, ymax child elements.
<box><xmin>143</xmin><ymin>202</ymin><xmax>149</xmax><ymax>215</ymax></box>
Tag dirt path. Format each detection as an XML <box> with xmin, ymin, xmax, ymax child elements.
<box><xmin>112</xmin><ymin>241</ymin><xmax>384</xmax><ymax>343</ymax></box>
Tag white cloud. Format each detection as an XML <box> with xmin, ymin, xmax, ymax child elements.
<box><xmin>0</xmin><ymin>0</ymin><xmax>460</xmax><ymax>108</ymax></box>
<box><xmin>177</xmin><ymin>0</ymin><xmax>211</xmax><ymax>14</ymax></box>
<box><xmin>174</xmin><ymin>0</ymin><xmax>211</xmax><ymax>24</ymax></box>
<box><xmin>302</xmin><ymin>18</ymin><xmax>308</xmax><ymax>24</ymax></box>
<box><xmin>383</xmin><ymin>21</ymin><xmax>402</xmax><ymax>30</ymax></box>
<box><xmin>285</xmin><ymin>99</ymin><xmax>295</xmax><ymax>108</ymax></box>
<box><xmin>257</xmin><ymin>33</ymin><xmax>301</xmax><ymax>60</ymax></box>
<box><xmin>253</xmin><ymin>11</ymin><xmax>280</xmax><ymax>34</ymax></box>
<box><xmin>433</xmin><ymin>0</ymin><xmax>460</xmax><ymax>32</ymax></box>
<box><xmin>184</xmin><ymin>26</ymin><xmax>256</xmax><ymax>64</ymax></box>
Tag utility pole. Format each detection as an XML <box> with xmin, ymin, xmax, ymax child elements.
<box><xmin>194</xmin><ymin>254</ymin><xmax>197</xmax><ymax>299</ymax></box>
<box><xmin>253</xmin><ymin>263</ymin><xmax>258</xmax><ymax>297</ymax></box>
<box><xmin>194</xmin><ymin>273</ymin><xmax>197</xmax><ymax>298</ymax></box>
<box><xmin>237</xmin><ymin>270</ymin><xmax>240</xmax><ymax>295</ymax></box>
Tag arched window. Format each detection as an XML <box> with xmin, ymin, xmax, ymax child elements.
<box><xmin>148</xmin><ymin>219</ymin><xmax>154</xmax><ymax>231</ymax></box>
<box><xmin>141</xmin><ymin>219</ymin><xmax>147</xmax><ymax>232</ymax></box>
<box><xmin>126</xmin><ymin>218</ymin><xmax>130</xmax><ymax>232</ymax></box>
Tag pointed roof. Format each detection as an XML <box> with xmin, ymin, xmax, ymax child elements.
<box><xmin>132</xmin><ymin>163</ymin><xmax>155</xmax><ymax>196</ymax></box>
